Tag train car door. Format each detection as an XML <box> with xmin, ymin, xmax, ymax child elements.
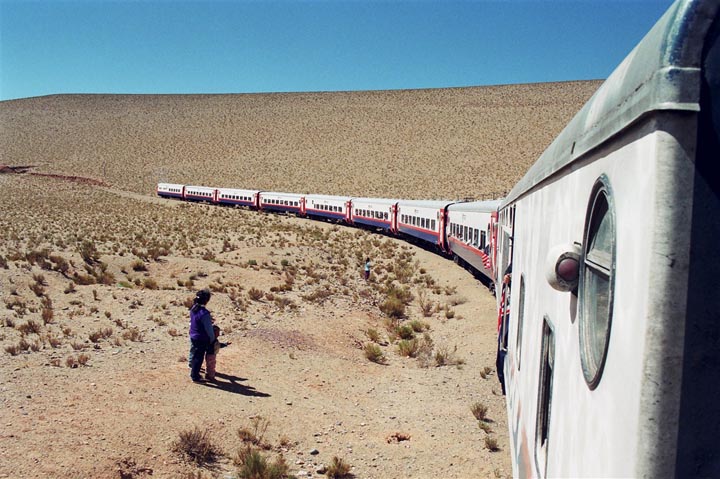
<box><xmin>390</xmin><ymin>203</ymin><xmax>398</xmax><ymax>233</ymax></box>
<box><xmin>345</xmin><ymin>200</ymin><xmax>352</xmax><ymax>223</ymax></box>
<box><xmin>438</xmin><ymin>208</ymin><xmax>449</xmax><ymax>252</ymax></box>
<box><xmin>299</xmin><ymin>197</ymin><xmax>306</xmax><ymax>216</ymax></box>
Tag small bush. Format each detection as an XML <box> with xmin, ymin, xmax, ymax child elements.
<box><xmin>407</xmin><ymin>320</ymin><xmax>429</xmax><ymax>333</ymax></box>
<box><xmin>172</xmin><ymin>426</ymin><xmax>221</xmax><ymax>466</ymax></box>
<box><xmin>5</xmin><ymin>344</ymin><xmax>21</xmax><ymax>356</ymax></box>
<box><xmin>18</xmin><ymin>320</ymin><xmax>42</xmax><ymax>335</ymax></box>
<box><xmin>478</xmin><ymin>422</ymin><xmax>494</xmax><ymax>434</ymax></box>
<box><xmin>396</xmin><ymin>324</ymin><xmax>415</xmax><ymax>340</ymax></box>
<box><xmin>41</xmin><ymin>307</ymin><xmax>54</xmax><ymax>324</ymax></box>
<box><xmin>234</xmin><ymin>446</ymin><xmax>290</xmax><ymax>479</ymax></box>
<box><xmin>397</xmin><ymin>338</ymin><xmax>419</xmax><ymax>358</ymax></box>
<box><xmin>484</xmin><ymin>436</ymin><xmax>500</xmax><ymax>452</ymax></box>
<box><xmin>365</xmin><ymin>328</ymin><xmax>381</xmax><ymax>343</ymax></box>
<box><xmin>248</xmin><ymin>288</ymin><xmax>264</xmax><ymax>301</ymax></box>
<box><xmin>121</xmin><ymin>327</ymin><xmax>144</xmax><ymax>342</ymax></box>
<box><xmin>131</xmin><ymin>259</ymin><xmax>147</xmax><ymax>271</ymax></box>
<box><xmin>237</xmin><ymin>416</ymin><xmax>270</xmax><ymax>448</ymax></box>
<box><xmin>364</xmin><ymin>343</ymin><xmax>386</xmax><ymax>364</ymax></box>
<box><xmin>471</xmin><ymin>402</ymin><xmax>488</xmax><ymax>421</ymax></box>
<box><xmin>143</xmin><ymin>278</ymin><xmax>159</xmax><ymax>290</ymax></box>
<box><xmin>326</xmin><ymin>456</ymin><xmax>352</xmax><ymax>478</ymax></box>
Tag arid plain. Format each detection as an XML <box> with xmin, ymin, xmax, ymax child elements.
<box><xmin>0</xmin><ymin>81</ymin><xmax>600</xmax><ymax>478</ymax></box>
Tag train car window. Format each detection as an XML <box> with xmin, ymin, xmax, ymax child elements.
<box><xmin>481</xmin><ymin>231</ymin><xmax>487</xmax><ymax>249</ymax></box>
<box><xmin>535</xmin><ymin>316</ymin><xmax>555</xmax><ymax>477</ymax></box>
<box><xmin>516</xmin><ymin>275</ymin><xmax>526</xmax><ymax>370</ymax></box>
<box><xmin>579</xmin><ymin>176</ymin><xmax>615</xmax><ymax>389</ymax></box>
<box><xmin>431</xmin><ymin>220</ymin><xmax>436</xmax><ymax>231</ymax></box>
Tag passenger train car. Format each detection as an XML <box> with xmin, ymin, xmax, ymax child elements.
<box><xmin>495</xmin><ymin>1</ymin><xmax>720</xmax><ymax>477</ymax></box>
<box><xmin>156</xmin><ymin>1</ymin><xmax>719</xmax><ymax>476</ymax></box>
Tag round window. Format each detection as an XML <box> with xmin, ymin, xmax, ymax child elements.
<box><xmin>579</xmin><ymin>176</ymin><xmax>615</xmax><ymax>389</ymax></box>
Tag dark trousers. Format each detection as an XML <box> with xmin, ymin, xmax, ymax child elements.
<box><xmin>496</xmin><ymin>347</ymin><xmax>507</xmax><ymax>396</ymax></box>
<box><xmin>190</xmin><ymin>338</ymin><xmax>211</xmax><ymax>381</ymax></box>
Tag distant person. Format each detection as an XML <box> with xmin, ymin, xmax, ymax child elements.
<box><xmin>204</xmin><ymin>324</ymin><xmax>231</xmax><ymax>382</ymax></box>
<box><xmin>188</xmin><ymin>289</ymin><xmax>215</xmax><ymax>383</ymax></box>
<box><xmin>364</xmin><ymin>258</ymin><xmax>371</xmax><ymax>281</ymax></box>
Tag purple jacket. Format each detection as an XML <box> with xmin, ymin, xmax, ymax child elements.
<box><xmin>189</xmin><ymin>306</ymin><xmax>215</xmax><ymax>342</ymax></box>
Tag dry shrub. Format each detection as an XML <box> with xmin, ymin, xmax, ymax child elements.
<box><xmin>364</xmin><ymin>343</ymin><xmax>386</xmax><ymax>364</ymax></box>
<box><xmin>484</xmin><ymin>436</ymin><xmax>501</xmax><ymax>452</ymax></box>
<box><xmin>248</xmin><ymin>288</ymin><xmax>264</xmax><ymax>301</ymax></box>
<box><xmin>237</xmin><ymin>416</ymin><xmax>270</xmax><ymax>449</ymax></box>
<box><xmin>379</xmin><ymin>296</ymin><xmax>405</xmax><ymax>319</ymax></box>
<box><xmin>397</xmin><ymin>338</ymin><xmax>420</xmax><ymax>357</ymax></box>
<box><xmin>326</xmin><ymin>456</ymin><xmax>352</xmax><ymax>478</ymax></box>
<box><xmin>77</xmin><ymin>353</ymin><xmax>90</xmax><ymax>365</ymax></box>
<box><xmin>234</xmin><ymin>445</ymin><xmax>290</xmax><ymax>479</ymax></box>
<box><xmin>172</xmin><ymin>426</ymin><xmax>221</xmax><ymax>466</ymax></box>
<box><xmin>365</xmin><ymin>328</ymin><xmax>381</xmax><ymax>343</ymax></box>
<box><xmin>471</xmin><ymin>402</ymin><xmax>489</xmax><ymax>421</ymax></box>
<box><xmin>122</xmin><ymin>327</ymin><xmax>144</xmax><ymax>342</ymax></box>
<box><xmin>5</xmin><ymin>344</ymin><xmax>21</xmax><ymax>356</ymax></box>
<box><xmin>17</xmin><ymin>319</ymin><xmax>42</xmax><ymax>335</ymax></box>
<box><xmin>434</xmin><ymin>344</ymin><xmax>465</xmax><ymax>367</ymax></box>
<box><xmin>41</xmin><ymin>307</ymin><xmax>54</xmax><ymax>324</ymax></box>
<box><xmin>142</xmin><ymin>278</ymin><xmax>158</xmax><ymax>290</ymax></box>
<box><xmin>407</xmin><ymin>320</ymin><xmax>429</xmax><ymax>333</ymax></box>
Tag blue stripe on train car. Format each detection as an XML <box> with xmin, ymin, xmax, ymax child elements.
<box><xmin>218</xmin><ymin>199</ymin><xmax>254</xmax><ymax>207</ymax></box>
<box><xmin>263</xmin><ymin>205</ymin><xmax>302</xmax><ymax>214</ymax></box>
<box><xmin>353</xmin><ymin>218</ymin><xmax>391</xmax><ymax>230</ymax></box>
<box><xmin>398</xmin><ymin>225</ymin><xmax>440</xmax><ymax>244</ymax></box>
<box><xmin>158</xmin><ymin>192</ymin><xmax>183</xmax><ymax>198</ymax></box>
<box><xmin>307</xmin><ymin>210</ymin><xmax>345</xmax><ymax>220</ymax></box>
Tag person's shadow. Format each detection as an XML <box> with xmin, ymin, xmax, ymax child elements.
<box><xmin>201</xmin><ymin>372</ymin><xmax>271</xmax><ymax>397</ymax></box>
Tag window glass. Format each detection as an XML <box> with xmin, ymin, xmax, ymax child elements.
<box><xmin>579</xmin><ymin>177</ymin><xmax>615</xmax><ymax>389</ymax></box>
<box><xmin>536</xmin><ymin>317</ymin><xmax>554</xmax><ymax>474</ymax></box>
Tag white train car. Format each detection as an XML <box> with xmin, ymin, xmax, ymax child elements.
<box><xmin>446</xmin><ymin>200</ymin><xmax>501</xmax><ymax>281</ymax></box>
<box><xmin>184</xmin><ymin>185</ymin><xmax>217</xmax><ymax>203</ymax></box>
<box><xmin>305</xmin><ymin>194</ymin><xmax>351</xmax><ymax>222</ymax></box>
<box><xmin>350</xmin><ymin>197</ymin><xmax>398</xmax><ymax>232</ymax></box>
<box><xmin>259</xmin><ymin>191</ymin><xmax>306</xmax><ymax>215</ymax></box>
<box><xmin>216</xmin><ymin>187</ymin><xmax>260</xmax><ymax>208</ymax></box>
<box><xmin>156</xmin><ymin>183</ymin><xmax>185</xmax><ymax>199</ymax></box>
<box><xmin>396</xmin><ymin>200</ymin><xmax>454</xmax><ymax>249</ymax></box>
<box><xmin>497</xmin><ymin>1</ymin><xmax>720</xmax><ymax>477</ymax></box>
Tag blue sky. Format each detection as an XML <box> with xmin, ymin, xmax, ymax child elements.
<box><xmin>0</xmin><ymin>0</ymin><xmax>674</xmax><ymax>101</ymax></box>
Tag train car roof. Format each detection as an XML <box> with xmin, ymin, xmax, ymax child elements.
<box><xmin>448</xmin><ymin>199</ymin><xmax>503</xmax><ymax>212</ymax></box>
<box><xmin>305</xmin><ymin>194</ymin><xmax>352</xmax><ymax>201</ymax></box>
<box><xmin>350</xmin><ymin>197</ymin><xmax>400</xmax><ymax>204</ymax></box>
<box><xmin>217</xmin><ymin>187</ymin><xmax>260</xmax><ymax>192</ymax></box>
<box><xmin>260</xmin><ymin>191</ymin><xmax>305</xmax><ymax>196</ymax></box>
<box><xmin>503</xmin><ymin>0</ymin><xmax>719</xmax><ymax>207</ymax></box>
<box><xmin>185</xmin><ymin>185</ymin><xmax>215</xmax><ymax>190</ymax></box>
<box><xmin>396</xmin><ymin>199</ymin><xmax>456</xmax><ymax>209</ymax></box>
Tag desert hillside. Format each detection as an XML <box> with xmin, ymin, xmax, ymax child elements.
<box><xmin>0</xmin><ymin>81</ymin><xmax>601</xmax><ymax>199</ymax></box>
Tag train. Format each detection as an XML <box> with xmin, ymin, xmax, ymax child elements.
<box><xmin>157</xmin><ymin>182</ymin><xmax>501</xmax><ymax>287</ymax></box>
<box><xmin>158</xmin><ymin>0</ymin><xmax>719</xmax><ymax>476</ymax></box>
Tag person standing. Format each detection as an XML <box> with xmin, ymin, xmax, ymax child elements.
<box><xmin>364</xmin><ymin>258</ymin><xmax>371</xmax><ymax>281</ymax></box>
<box><xmin>189</xmin><ymin>289</ymin><xmax>215</xmax><ymax>383</ymax></box>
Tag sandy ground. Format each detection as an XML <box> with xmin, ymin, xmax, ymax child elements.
<box><xmin>0</xmin><ymin>175</ymin><xmax>511</xmax><ymax>478</ymax></box>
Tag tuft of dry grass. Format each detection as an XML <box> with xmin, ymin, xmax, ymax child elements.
<box><xmin>326</xmin><ymin>456</ymin><xmax>352</xmax><ymax>478</ymax></box>
<box><xmin>172</xmin><ymin>426</ymin><xmax>221</xmax><ymax>466</ymax></box>
<box><xmin>471</xmin><ymin>402</ymin><xmax>489</xmax><ymax>421</ymax></box>
<box><xmin>364</xmin><ymin>343</ymin><xmax>386</xmax><ymax>364</ymax></box>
